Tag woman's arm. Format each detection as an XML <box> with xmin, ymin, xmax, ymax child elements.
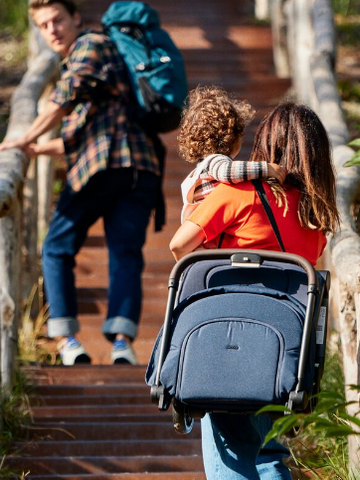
<box><xmin>170</xmin><ymin>221</ymin><xmax>206</xmax><ymax>261</ymax></box>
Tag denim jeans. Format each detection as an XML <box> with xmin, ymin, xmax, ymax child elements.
<box><xmin>201</xmin><ymin>413</ymin><xmax>292</xmax><ymax>480</ymax></box>
<box><xmin>42</xmin><ymin>168</ymin><xmax>158</xmax><ymax>341</ymax></box>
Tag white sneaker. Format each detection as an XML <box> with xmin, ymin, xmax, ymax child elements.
<box><xmin>58</xmin><ymin>337</ymin><xmax>91</xmax><ymax>365</ymax></box>
<box><xmin>111</xmin><ymin>339</ymin><xmax>138</xmax><ymax>365</ymax></box>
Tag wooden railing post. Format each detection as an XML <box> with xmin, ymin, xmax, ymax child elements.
<box><xmin>271</xmin><ymin>0</ymin><xmax>291</xmax><ymax>78</ymax></box>
<box><xmin>0</xmin><ymin>20</ymin><xmax>58</xmax><ymax>391</ymax></box>
<box><xmin>0</xmin><ymin>204</ymin><xmax>22</xmax><ymax>388</ymax></box>
<box><xmin>255</xmin><ymin>0</ymin><xmax>272</xmax><ymax>20</ymax></box>
<box><xmin>270</xmin><ymin>0</ymin><xmax>360</xmax><ymax>469</ymax></box>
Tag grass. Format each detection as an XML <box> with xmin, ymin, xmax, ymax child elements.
<box><xmin>261</xmin><ymin>335</ymin><xmax>360</xmax><ymax>479</ymax></box>
<box><xmin>0</xmin><ymin>278</ymin><xmax>57</xmax><ymax>479</ymax></box>
<box><xmin>18</xmin><ymin>278</ymin><xmax>55</xmax><ymax>365</ymax></box>
<box><xmin>0</xmin><ymin>369</ymin><xmax>34</xmax><ymax>479</ymax></box>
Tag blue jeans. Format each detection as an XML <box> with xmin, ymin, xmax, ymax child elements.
<box><xmin>42</xmin><ymin>168</ymin><xmax>158</xmax><ymax>341</ymax></box>
<box><xmin>201</xmin><ymin>413</ymin><xmax>292</xmax><ymax>480</ymax></box>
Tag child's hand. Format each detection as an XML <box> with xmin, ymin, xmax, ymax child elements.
<box><xmin>267</xmin><ymin>163</ymin><xmax>287</xmax><ymax>184</ymax></box>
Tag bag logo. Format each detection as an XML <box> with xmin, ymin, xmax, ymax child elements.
<box><xmin>226</xmin><ymin>345</ymin><xmax>240</xmax><ymax>350</ymax></box>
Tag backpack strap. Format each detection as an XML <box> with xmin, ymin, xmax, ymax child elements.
<box><xmin>252</xmin><ymin>179</ymin><xmax>285</xmax><ymax>252</ymax></box>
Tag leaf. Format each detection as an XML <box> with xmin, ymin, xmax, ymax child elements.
<box><xmin>348</xmin><ymin>138</ymin><xmax>360</xmax><ymax>147</ymax></box>
<box><xmin>256</xmin><ymin>405</ymin><xmax>293</xmax><ymax>415</ymax></box>
<box><xmin>344</xmin><ymin>152</ymin><xmax>360</xmax><ymax>167</ymax></box>
<box><xmin>262</xmin><ymin>414</ymin><xmax>301</xmax><ymax>445</ymax></box>
<box><xmin>315</xmin><ymin>391</ymin><xmax>345</xmax><ymax>401</ymax></box>
<box><xmin>322</xmin><ymin>425</ymin><xmax>357</xmax><ymax>437</ymax></box>
<box><xmin>339</xmin><ymin>413</ymin><xmax>360</xmax><ymax>430</ymax></box>
<box><xmin>313</xmin><ymin>399</ymin><xmax>347</xmax><ymax>414</ymax></box>
<box><xmin>348</xmin><ymin>384</ymin><xmax>360</xmax><ymax>392</ymax></box>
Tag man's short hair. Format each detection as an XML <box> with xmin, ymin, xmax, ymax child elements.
<box><xmin>29</xmin><ymin>0</ymin><xmax>79</xmax><ymax>18</ymax></box>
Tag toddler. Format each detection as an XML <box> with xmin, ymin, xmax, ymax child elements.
<box><xmin>178</xmin><ymin>86</ymin><xmax>286</xmax><ymax>224</ymax></box>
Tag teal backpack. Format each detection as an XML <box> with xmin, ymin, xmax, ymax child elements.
<box><xmin>102</xmin><ymin>1</ymin><xmax>188</xmax><ymax>133</ymax></box>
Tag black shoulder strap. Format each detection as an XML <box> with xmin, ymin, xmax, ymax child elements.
<box><xmin>252</xmin><ymin>179</ymin><xmax>285</xmax><ymax>252</ymax></box>
<box><xmin>217</xmin><ymin>232</ymin><xmax>225</xmax><ymax>249</ymax></box>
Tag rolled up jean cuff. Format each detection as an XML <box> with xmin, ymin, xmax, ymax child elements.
<box><xmin>102</xmin><ymin>316</ymin><xmax>138</xmax><ymax>342</ymax></box>
<box><xmin>47</xmin><ymin>316</ymin><xmax>79</xmax><ymax>338</ymax></box>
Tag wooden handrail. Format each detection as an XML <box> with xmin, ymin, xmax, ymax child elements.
<box><xmin>269</xmin><ymin>0</ymin><xmax>360</xmax><ymax>467</ymax></box>
<box><xmin>0</xmin><ymin>24</ymin><xmax>58</xmax><ymax>389</ymax></box>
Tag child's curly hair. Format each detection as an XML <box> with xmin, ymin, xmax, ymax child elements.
<box><xmin>178</xmin><ymin>85</ymin><xmax>255</xmax><ymax>163</ymax></box>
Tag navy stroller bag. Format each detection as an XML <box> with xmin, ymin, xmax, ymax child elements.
<box><xmin>146</xmin><ymin>250</ymin><xmax>330</xmax><ymax>434</ymax></box>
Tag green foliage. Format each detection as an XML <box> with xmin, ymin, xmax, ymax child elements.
<box><xmin>344</xmin><ymin>136</ymin><xmax>360</xmax><ymax>167</ymax></box>
<box><xmin>0</xmin><ymin>0</ymin><xmax>29</xmax><ymax>36</ymax></box>
<box><xmin>331</xmin><ymin>0</ymin><xmax>360</xmax><ymax>16</ymax></box>
<box><xmin>52</xmin><ymin>179</ymin><xmax>64</xmax><ymax>196</ymax></box>
<box><xmin>0</xmin><ymin>369</ymin><xmax>33</xmax><ymax>479</ymax></box>
<box><xmin>338</xmin><ymin>80</ymin><xmax>360</xmax><ymax>103</ymax></box>
<box><xmin>336</xmin><ymin>21</ymin><xmax>360</xmax><ymax>46</ymax></box>
<box><xmin>257</xmin><ymin>348</ymin><xmax>360</xmax><ymax>479</ymax></box>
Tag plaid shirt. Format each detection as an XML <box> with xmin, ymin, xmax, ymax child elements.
<box><xmin>50</xmin><ymin>30</ymin><xmax>159</xmax><ymax>192</ymax></box>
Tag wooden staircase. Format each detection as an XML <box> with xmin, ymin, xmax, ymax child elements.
<box><xmin>5</xmin><ymin>0</ymin><xmax>290</xmax><ymax>478</ymax></box>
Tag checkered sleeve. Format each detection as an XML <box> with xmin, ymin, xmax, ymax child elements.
<box><xmin>206</xmin><ymin>155</ymin><xmax>269</xmax><ymax>184</ymax></box>
<box><xmin>50</xmin><ymin>34</ymin><xmax>127</xmax><ymax>111</ymax></box>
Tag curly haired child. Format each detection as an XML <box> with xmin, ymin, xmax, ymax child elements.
<box><xmin>178</xmin><ymin>85</ymin><xmax>286</xmax><ymax>224</ymax></box>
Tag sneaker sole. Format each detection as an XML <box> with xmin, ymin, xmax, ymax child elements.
<box><xmin>74</xmin><ymin>353</ymin><xmax>91</xmax><ymax>364</ymax></box>
<box><xmin>113</xmin><ymin>358</ymin><xmax>134</xmax><ymax>365</ymax></box>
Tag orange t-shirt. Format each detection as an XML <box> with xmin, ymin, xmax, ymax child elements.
<box><xmin>188</xmin><ymin>181</ymin><xmax>327</xmax><ymax>266</ymax></box>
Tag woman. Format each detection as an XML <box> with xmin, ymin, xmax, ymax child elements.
<box><xmin>170</xmin><ymin>102</ymin><xmax>339</xmax><ymax>479</ymax></box>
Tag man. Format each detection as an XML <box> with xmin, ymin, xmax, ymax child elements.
<box><xmin>0</xmin><ymin>0</ymin><xmax>160</xmax><ymax>365</ymax></box>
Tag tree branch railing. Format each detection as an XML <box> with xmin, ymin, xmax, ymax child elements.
<box><xmin>261</xmin><ymin>0</ymin><xmax>360</xmax><ymax>466</ymax></box>
<box><xmin>0</xmin><ymin>26</ymin><xmax>58</xmax><ymax>389</ymax></box>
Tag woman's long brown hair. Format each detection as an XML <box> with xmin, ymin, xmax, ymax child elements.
<box><xmin>249</xmin><ymin>102</ymin><xmax>339</xmax><ymax>234</ymax></box>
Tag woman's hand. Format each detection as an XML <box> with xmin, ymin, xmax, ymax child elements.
<box><xmin>170</xmin><ymin>221</ymin><xmax>206</xmax><ymax>261</ymax></box>
<box><xmin>267</xmin><ymin>163</ymin><xmax>287</xmax><ymax>184</ymax></box>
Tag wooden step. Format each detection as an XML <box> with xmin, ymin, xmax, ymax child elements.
<box><xmin>25</xmin><ymin>474</ymin><xmax>206</xmax><ymax>480</ymax></box>
<box><xmin>28</xmin><ymin>422</ymin><xmax>201</xmax><ymax>441</ymax></box>
<box><xmin>31</xmin><ymin>405</ymin><xmax>166</xmax><ymax>418</ymax></box>
<box><xmin>10</xmin><ymin>0</ymin><xmax>292</xmax><ymax>477</ymax></box>
<box><xmin>15</xmin><ymin>439</ymin><xmax>201</xmax><ymax>457</ymax></box>
<box><xmin>6</xmin><ymin>455</ymin><xmax>204</xmax><ymax>475</ymax></box>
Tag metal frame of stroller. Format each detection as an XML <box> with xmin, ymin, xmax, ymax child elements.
<box><xmin>150</xmin><ymin>249</ymin><xmax>330</xmax><ymax>434</ymax></box>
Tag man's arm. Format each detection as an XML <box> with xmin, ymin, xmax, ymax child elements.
<box><xmin>25</xmin><ymin>138</ymin><xmax>65</xmax><ymax>159</ymax></box>
<box><xmin>0</xmin><ymin>101</ymin><xmax>66</xmax><ymax>152</ymax></box>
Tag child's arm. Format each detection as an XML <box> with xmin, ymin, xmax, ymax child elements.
<box><xmin>206</xmin><ymin>155</ymin><xmax>286</xmax><ymax>184</ymax></box>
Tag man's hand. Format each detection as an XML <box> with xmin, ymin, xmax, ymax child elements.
<box><xmin>25</xmin><ymin>138</ymin><xmax>65</xmax><ymax>159</ymax></box>
<box><xmin>267</xmin><ymin>163</ymin><xmax>287</xmax><ymax>185</ymax></box>
<box><xmin>0</xmin><ymin>137</ymin><xmax>29</xmax><ymax>153</ymax></box>
<box><xmin>0</xmin><ymin>100</ymin><xmax>65</xmax><ymax>156</ymax></box>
